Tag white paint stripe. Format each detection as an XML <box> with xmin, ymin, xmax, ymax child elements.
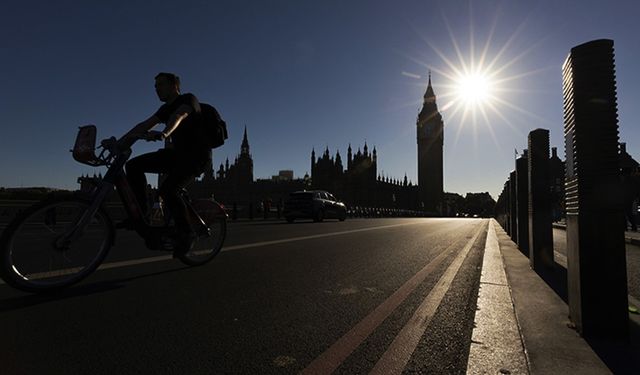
<box><xmin>97</xmin><ymin>255</ymin><xmax>172</xmax><ymax>270</ymax></box>
<box><xmin>369</xmin><ymin>222</ymin><xmax>485</xmax><ymax>375</ymax></box>
<box><xmin>221</xmin><ymin>220</ymin><xmax>427</xmax><ymax>252</ymax></box>
<box><xmin>301</xmin><ymin>222</ymin><xmax>485</xmax><ymax>375</ymax></box>
<box><xmin>0</xmin><ymin>220</ymin><xmax>428</xmax><ymax>286</ymax></box>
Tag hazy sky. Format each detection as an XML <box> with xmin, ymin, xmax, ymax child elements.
<box><xmin>2</xmin><ymin>0</ymin><xmax>639</xmax><ymax>199</ymax></box>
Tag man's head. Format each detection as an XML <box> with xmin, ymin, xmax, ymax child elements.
<box><xmin>154</xmin><ymin>72</ymin><xmax>180</xmax><ymax>102</ymax></box>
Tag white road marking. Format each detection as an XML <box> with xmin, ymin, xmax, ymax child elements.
<box><xmin>220</xmin><ymin>220</ymin><xmax>428</xmax><ymax>252</ymax></box>
<box><xmin>301</xmin><ymin>222</ymin><xmax>485</xmax><ymax>375</ymax></box>
<box><xmin>369</xmin><ymin>223</ymin><xmax>485</xmax><ymax>374</ymax></box>
<box><xmin>0</xmin><ymin>220</ymin><xmax>429</xmax><ymax>286</ymax></box>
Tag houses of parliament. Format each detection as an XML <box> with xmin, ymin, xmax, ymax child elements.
<box><xmin>309</xmin><ymin>73</ymin><xmax>443</xmax><ymax>213</ymax></box>
<box><xmin>79</xmin><ymin>76</ymin><xmax>447</xmax><ymax>215</ymax></box>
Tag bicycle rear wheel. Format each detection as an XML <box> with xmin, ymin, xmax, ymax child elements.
<box><xmin>0</xmin><ymin>196</ymin><xmax>114</xmax><ymax>293</ymax></box>
<box><xmin>177</xmin><ymin>199</ymin><xmax>227</xmax><ymax>266</ymax></box>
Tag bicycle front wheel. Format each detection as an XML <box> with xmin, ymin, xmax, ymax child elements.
<box><xmin>177</xmin><ymin>199</ymin><xmax>227</xmax><ymax>266</ymax></box>
<box><xmin>0</xmin><ymin>196</ymin><xmax>114</xmax><ymax>293</ymax></box>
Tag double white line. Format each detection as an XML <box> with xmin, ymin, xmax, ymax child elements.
<box><xmin>302</xmin><ymin>222</ymin><xmax>486</xmax><ymax>374</ymax></box>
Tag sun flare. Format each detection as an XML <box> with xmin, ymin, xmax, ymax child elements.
<box><xmin>400</xmin><ymin>7</ymin><xmax>550</xmax><ymax>150</ymax></box>
<box><xmin>454</xmin><ymin>72</ymin><xmax>492</xmax><ymax>106</ymax></box>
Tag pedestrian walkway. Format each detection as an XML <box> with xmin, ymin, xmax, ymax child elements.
<box><xmin>552</xmin><ymin>220</ymin><xmax>640</xmax><ymax>246</ymax></box>
<box><xmin>471</xmin><ymin>219</ymin><xmax>611</xmax><ymax>374</ymax></box>
<box><xmin>485</xmin><ymin>219</ymin><xmax>640</xmax><ymax>374</ymax></box>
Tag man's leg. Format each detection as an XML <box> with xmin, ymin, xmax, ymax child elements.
<box><xmin>158</xmin><ymin>154</ymin><xmax>209</xmax><ymax>252</ymax></box>
<box><xmin>126</xmin><ymin>150</ymin><xmax>173</xmax><ymax>214</ymax></box>
<box><xmin>158</xmin><ymin>173</ymin><xmax>193</xmax><ymax>236</ymax></box>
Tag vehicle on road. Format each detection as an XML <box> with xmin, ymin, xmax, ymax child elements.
<box><xmin>0</xmin><ymin>125</ymin><xmax>227</xmax><ymax>293</ymax></box>
<box><xmin>283</xmin><ymin>190</ymin><xmax>347</xmax><ymax>223</ymax></box>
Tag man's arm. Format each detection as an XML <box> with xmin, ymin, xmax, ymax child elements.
<box><xmin>160</xmin><ymin>104</ymin><xmax>193</xmax><ymax>138</ymax></box>
<box><xmin>122</xmin><ymin>115</ymin><xmax>161</xmax><ymax>141</ymax></box>
<box><xmin>120</xmin><ymin>101</ymin><xmax>193</xmax><ymax>144</ymax></box>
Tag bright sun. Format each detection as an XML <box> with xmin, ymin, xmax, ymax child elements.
<box><xmin>399</xmin><ymin>8</ymin><xmax>546</xmax><ymax>150</ymax></box>
<box><xmin>454</xmin><ymin>72</ymin><xmax>492</xmax><ymax>106</ymax></box>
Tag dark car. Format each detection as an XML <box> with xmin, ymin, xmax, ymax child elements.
<box><xmin>283</xmin><ymin>190</ymin><xmax>347</xmax><ymax>223</ymax></box>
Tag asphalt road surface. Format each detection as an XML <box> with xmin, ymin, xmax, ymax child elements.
<box><xmin>0</xmin><ymin>218</ymin><xmax>488</xmax><ymax>374</ymax></box>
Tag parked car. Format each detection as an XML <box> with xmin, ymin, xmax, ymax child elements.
<box><xmin>283</xmin><ymin>190</ymin><xmax>347</xmax><ymax>223</ymax></box>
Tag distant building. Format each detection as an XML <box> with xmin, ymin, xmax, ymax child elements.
<box><xmin>272</xmin><ymin>170</ymin><xmax>294</xmax><ymax>182</ymax></box>
<box><xmin>310</xmin><ymin>143</ymin><xmax>418</xmax><ymax>209</ymax></box>
<box><xmin>463</xmin><ymin>192</ymin><xmax>496</xmax><ymax>218</ymax></box>
<box><xmin>77</xmin><ymin>173</ymin><xmax>102</xmax><ymax>193</ymax></box>
<box><xmin>188</xmin><ymin>127</ymin><xmax>306</xmax><ymax>215</ymax></box>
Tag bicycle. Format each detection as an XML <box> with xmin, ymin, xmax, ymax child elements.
<box><xmin>0</xmin><ymin>125</ymin><xmax>227</xmax><ymax>293</ymax></box>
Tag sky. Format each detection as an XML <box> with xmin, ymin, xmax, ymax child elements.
<box><xmin>2</xmin><ymin>0</ymin><xmax>639</xmax><ymax>199</ymax></box>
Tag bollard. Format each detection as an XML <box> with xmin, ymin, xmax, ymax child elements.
<box><xmin>509</xmin><ymin>171</ymin><xmax>518</xmax><ymax>243</ymax></box>
<box><xmin>505</xmin><ymin>179</ymin><xmax>512</xmax><ymax>236</ymax></box>
<box><xmin>516</xmin><ymin>151</ymin><xmax>529</xmax><ymax>254</ymax></box>
<box><xmin>528</xmin><ymin>129</ymin><xmax>554</xmax><ymax>275</ymax></box>
<box><xmin>562</xmin><ymin>39</ymin><xmax>628</xmax><ymax>340</ymax></box>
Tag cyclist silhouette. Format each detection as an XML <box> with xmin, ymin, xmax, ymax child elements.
<box><xmin>123</xmin><ymin>72</ymin><xmax>211</xmax><ymax>253</ymax></box>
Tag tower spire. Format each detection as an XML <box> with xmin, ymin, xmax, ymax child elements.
<box><xmin>424</xmin><ymin>72</ymin><xmax>435</xmax><ymax>101</ymax></box>
<box><xmin>240</xmin><ymin>125</ymin><xmax>250</xmax><ymax>155</ymax></box>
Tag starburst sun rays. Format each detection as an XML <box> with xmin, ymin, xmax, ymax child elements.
<box><xmin>400</xmin><ymin>10</ymin><xmax>552</xmax><ymax>150</ymax></box>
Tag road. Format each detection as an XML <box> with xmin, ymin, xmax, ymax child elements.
<box><xmin>0</xmin><ymin>218</ymin><xmax>488</xmax><ymax>374</ymax></box>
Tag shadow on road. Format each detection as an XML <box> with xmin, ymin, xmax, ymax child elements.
<box><xmin>0</xmin><ymin>265</ymin><xmax>189</xmax><ymax>312</ymax></box>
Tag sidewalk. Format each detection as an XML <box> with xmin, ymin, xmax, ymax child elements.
<box><xmin>473</xmin><ymin>219</ymin><xmax>640</xmax><ymax>374</ymax></box>
<box><xmin>552</xmin><ymin>221</ymin><xmax>640</xmax><ymax>246</ymax></box>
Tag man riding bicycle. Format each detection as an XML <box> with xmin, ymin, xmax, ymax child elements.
<box><xmin>122</xmin><ymin>72</ymin><xmax>211</xmax><ymax>254</ymax></box>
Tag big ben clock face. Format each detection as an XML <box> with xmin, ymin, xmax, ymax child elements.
<box><xmin>419</xmin><ymin>124</ymin><xmax>432</xmax><ymax>138</ymax></box>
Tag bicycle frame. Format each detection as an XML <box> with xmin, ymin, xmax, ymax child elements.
<box><xmin>65</xmin><ymin>127</ymin><xmax>226</xmax><ymax>248</ymax></box>
<box><xmin>77</xmin><ymin>142</ymin><xmax>212</xmax><ymax>241</ymax></box>
<box><xmin>58</xmin><ymin>146</ymin><xmax>136</xmax><ymax>245</ymax></box>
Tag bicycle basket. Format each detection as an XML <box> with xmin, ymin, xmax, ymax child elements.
<box><xmin>72</xmin><ymin>125</ymin><xmax>102</xmax><ymax>166</ymax></box>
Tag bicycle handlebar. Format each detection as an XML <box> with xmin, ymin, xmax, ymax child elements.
<box><xmin>100</xmin><ymin>131</ymin><xmax>160</xmax><ymax>153</ymax></box>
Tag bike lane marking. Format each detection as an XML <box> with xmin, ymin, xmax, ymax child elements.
<box><xmin>0</xmin><ymin>220</ymin><xmax>434</xmax><ymax>285</ymax></box>
<box><xmin>300</xmin><ymin>221</ymin><xmax>485</xmax><ymax>375</ymax></box>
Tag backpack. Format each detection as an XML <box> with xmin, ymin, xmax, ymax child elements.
<box><xmin>200</xmin><ymin>103</ymin><xmax>228</xmax><ymax>148</ymax></box>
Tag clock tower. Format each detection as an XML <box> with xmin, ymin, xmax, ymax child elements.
<box><xmin>416</xmin><ymin>73</ymin><xmax>444</xmax><ymax>214</ymax></box>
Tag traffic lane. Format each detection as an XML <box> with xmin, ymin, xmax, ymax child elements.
<box><xmin>0</xmin><ymin>218</ymin><xmax>480</xmax><ymax>287</ymax></box>
<box><xmin>334</xmin><ymin>220</ymin><xmax>487</xmax><ymax>374</ymax></box>
<box><xmin>552</xmin><ymin>228</ymin><xmax>640</xmax><ymax>301</ymax></box>
<box><xmin>0</xmin><ymin>219</ymin><xmax>486</xmax><ymax>374</ymax></box>
<box><xmin>0</xmin><ymin>218</ymin><xmax>485</xmax><ymax>374</ymax></box>
<box><xmin>101</xmin><ymin>218</ymin><xmax>470</xmax><ymax>263</ymax></box>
